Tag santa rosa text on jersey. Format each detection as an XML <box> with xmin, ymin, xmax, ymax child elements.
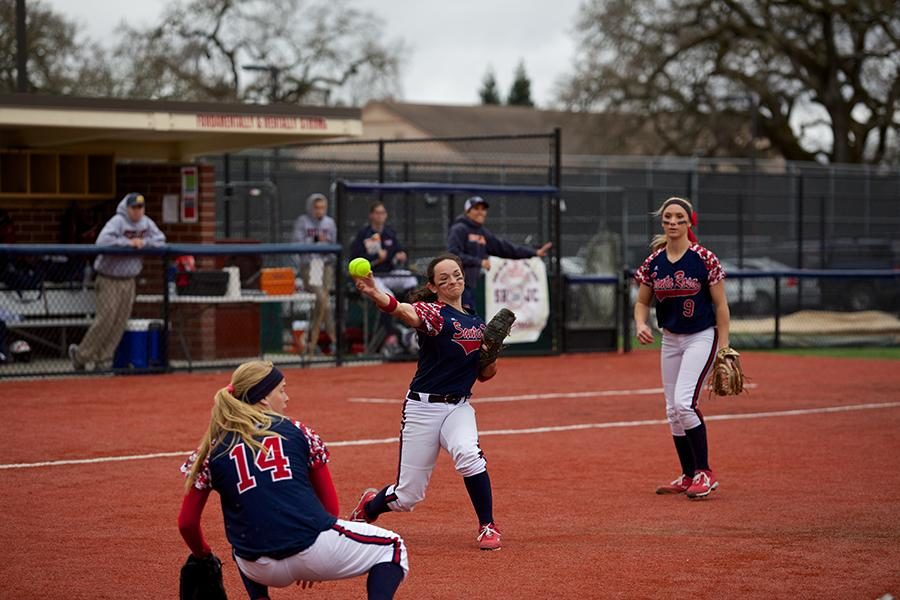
<box><xmin>409</xmin><ymin>301</ymin><xmax>485</xmax><ymax>396</ymax></box>
<box><xmin>635</xmin><ymin>245</ymin><xmax>725</xmax><ymax>334</ymax></box>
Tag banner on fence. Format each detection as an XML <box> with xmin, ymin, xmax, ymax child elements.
<box><xmin>484</xmin><ymin>256</ymin><xmax>549</xmax><ymax>344</ymax></box>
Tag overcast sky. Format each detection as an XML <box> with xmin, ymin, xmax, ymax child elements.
<box><xmin>44</xmin><ymin>0</ymin><xmax>585</xmax><ymax>107</ymax></box>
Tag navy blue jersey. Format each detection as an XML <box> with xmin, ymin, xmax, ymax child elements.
<box><xmin>634</xmin><ymin>244</ymin><xmax>725</xmax><ymax>334</ymax></box>
<box><xmin>182</xmin><ymin>417</ymin><xmax>336</xmax><ymax>560</ymax></box>
<box><xmin>408</xmin><ymin>301</ymin><xmax>484</xmax><ymax>396</ymax></box>
<box><xmin>350</xmin><ymin>225</ymin><xmax>404</xmax><ymax>274</ymax></box>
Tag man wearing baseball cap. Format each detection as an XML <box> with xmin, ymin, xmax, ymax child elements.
<box><xmin>447</xmin><ymin>195</ymin><xmax>552</xmax><ymax>309</ymax></box>
<box><xmin>69</xmin><ymin>192</ymin><xmax>166</xmax><ymax>371</ymax></box>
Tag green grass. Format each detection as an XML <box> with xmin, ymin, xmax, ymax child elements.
<box><xmin>623</xmin><ymin>336</ymin><xmax>661</xmax><ymax>350</ymax></box>
<box><xmin>759</xmin><ymin>346</ymin><xmax>900</xmax><ymax>360</ymax></box>
<box><xmin>623</xmin><ymin>337</ymin><xmax>898</xmax><ymax>359</ymax></box>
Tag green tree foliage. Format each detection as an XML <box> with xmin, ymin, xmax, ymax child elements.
<box><xmin>559</xmin><ymin>0</ymin><xmax>900</xmax><ymax>164</ymax></box>
<box><xmin>0</xmin><ymin>0</ymin><xmax>112</xmax><ymax>95</ymax></box>
<box><xmin>479</xmin><ymin>68</ymin><xmax>501</xmax><ymax>105</ymax></box>
<box><xmin>507</xmin><ymin>61</ymin><xmax>534</xmax><ymax>107</ymax></box>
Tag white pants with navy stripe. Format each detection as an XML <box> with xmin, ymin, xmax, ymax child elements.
<box><xmin>660</xmin><ymin>327</ymin><xmax>718</xmax><ymax>434</ymax></box>
<box><xmin>386</xmin><ymin>395</ymin><xmax>486</xmax><ymax>513</ymax></box>
<box><xmin>234</xmin><ymin>519</ymin><xmax>408</xmax><ymax>587</ymax></box>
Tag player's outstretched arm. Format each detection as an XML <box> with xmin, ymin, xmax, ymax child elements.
<box><xmin>354</xmin><ymin>273</ymin><xmax>421</xmax><ymax>328</ymax></box>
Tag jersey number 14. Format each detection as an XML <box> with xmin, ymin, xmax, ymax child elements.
<box><xmin>229</xmin><ymin>436</ymin><xmax>293</xmax><ymax>494</ymax></box>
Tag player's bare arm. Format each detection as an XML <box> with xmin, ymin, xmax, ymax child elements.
<box><xmin>709</xmin><ymin>281</ymin><xmax>731</xmax><ymax>349</ymax></box>
<box><xmin>634</xmin><ymin>283</ymin><xmax>655</xmax><ymax>345</ymax></box>
<box><xmin>354</xmin><ymin>273</ymin><xmax>422</xmax><ymax>328</ymax></box>
<box><xmin>477</xmin><ymin>361</ymin><xmax>498</xmax><ymax>382</ymax></box>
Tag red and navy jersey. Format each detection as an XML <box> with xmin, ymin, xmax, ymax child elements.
<box><xmin>408</xmin><ymin>301</ymin><xmax>485</xmax><ymax>396</ymax></box>
<box><xmin>181</xmin><ymin>417</ymin><xmax>336</xmax><ymax>560</ymax></box>
<box><xmin>634</xmin><ymin>244</ymin><xmax>725</xmax><ymax>334</ymax></box>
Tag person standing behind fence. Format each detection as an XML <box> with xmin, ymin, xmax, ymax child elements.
<box><xmin>350</xmin><ymin>201</ymin><xmax>413</xmax><ymax>352</ymax></box>
<box><xmin>69</xmin><ymin>193</ymin><xmax>165</xmax><ymax>371</ymax></box>
<box><xmin>633</xmin><ymin>196</ymin><xmax>731</xmax><ymax>499</ymax></box>
<box><xmin>292</xmin><ymin>193</ymin><xmax>337</xmax><ymax>355</ymax></box>
<box><xmin>447</xmin><ymin>196</ymin><xmax>552</xmax><ymax>310</ymax></box>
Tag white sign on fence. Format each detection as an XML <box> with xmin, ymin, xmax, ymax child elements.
<box><xmin>484</xmin><ymin>256</ymin><xmax>549</xmax><ymax>344</ymax></box>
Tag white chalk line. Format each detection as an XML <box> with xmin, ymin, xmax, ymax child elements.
<box><xmin>347</xmin><ymin>383</ymin><xmax>759</xmax><ymax>404</ymax></box>
<box><xmin>1</xmin><ymin>399</ymin><xmax>897</xmax><ymax>471</ymax></box>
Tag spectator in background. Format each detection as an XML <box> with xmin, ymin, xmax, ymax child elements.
<box><xmin>447</xmin><ymin>196</ymin><xmax>552</xmax><ymax>309</ymax></box>
<box><xmin>69</xmin><ymin>193</ymin><xmax>166</xmax><ymax>371</ymax></box>
<box><xmin>350</xmin><ymin>201</ymin><xmax>408</xmax><ymax>274</ymax></box>
<box><xmin>292</xmin><ymin>193</ymin><xmax>337</xmax><ymax>355</ymax></box>
<box><xmin>350</xmin><ymin>201</ymin><xmax>414</xmax><ymax>353</ymax></box>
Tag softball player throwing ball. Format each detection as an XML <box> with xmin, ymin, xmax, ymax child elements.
<box><xmin>348</xmin><ymin>253</ymin><xmax>503</xmax><ymax>551</ymax></box>
<box><xmin>178</xmin><ymin>360</ymin><xmax>408</xmax><ymax>600</ymax></box>
<box><xmin>633</xmin><ymin>197</ymin><xmax>731</xmax><ymax>499</ymax></box>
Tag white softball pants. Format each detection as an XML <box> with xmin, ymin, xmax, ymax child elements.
<box><xmin>386</xmin><ymin>395</ymin><xmax>486</xmax><ymax>512</ymax></box>
<box><xmin>235</xmin><ymin>519</ymin><xmax>408</xmax><ymax>586</ymax></box>
<box><xmin>660</xmin><ymin>327</ymin><xmax>718</xmax><ymax>434</ymax></box>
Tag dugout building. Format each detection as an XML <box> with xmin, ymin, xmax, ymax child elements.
<box><xmin>0</xmin><ymin>94</ymin><xmax>361</xmax><ymax>369</ymax></box>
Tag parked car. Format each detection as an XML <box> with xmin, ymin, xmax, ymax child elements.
<box><xmin>721</xmin><ymin>258</ymin><xmax>821</xmax><ymax>315</ymax></box>
<box><xmin>818</xmin><ymin>239</ymin><xmax>898</xmax><ymax>312</ymax></box>
<box><xmin>767</xmin><ymin>238</ymin><xmax>899</xmax><ymax>312</ymax></box>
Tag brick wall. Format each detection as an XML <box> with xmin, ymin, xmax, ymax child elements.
<box><xmin>3</xmin><ymin>162</ymin><xmax>216</xmax><ymax>245</ymax></box>
<box><xmin>116</xmin><ymin>163</ymin><xmax>223</xmax><ymax>362</ymax></box>
<box><xmin>3</xmin><ymin>161</ymin><xmax>257</xmax><ymax>364</ymax></box>
<box><xmin>4</xmin><ymin>207</ymin><xmax>58</xmax><ymax>243</ymax></box>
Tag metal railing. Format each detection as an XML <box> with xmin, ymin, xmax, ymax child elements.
<box><xmin>2</xmin><ymin>242</ymin><xmax>896</xmax><ymax>377</ymax></box>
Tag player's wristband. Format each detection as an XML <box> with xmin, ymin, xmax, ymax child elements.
<box><xmin>377</xmin><ymin>295</ymin><xmax>398</xmax><ymax>313</ymax></box>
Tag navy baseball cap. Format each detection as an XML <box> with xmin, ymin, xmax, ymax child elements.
<box><xmin>125</xmin><ymin>193</ymin><xmax>145</xmax><ymax>208</ymax></box>
<box><xmin>464</xmin><ymin>196</ymin><xmax>489</xmax><ymax>211</ymax></box>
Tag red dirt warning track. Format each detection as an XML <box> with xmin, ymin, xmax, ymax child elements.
<box><xmin>1</xmin><ymin>351</ymin><xmax>898</xmax><ymax>599</ymax></box>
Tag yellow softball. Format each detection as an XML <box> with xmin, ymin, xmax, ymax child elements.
<box><xmin>348</xmin><ymin>257</ymin><xmax>372</xmax><ymax>278</ymax></box>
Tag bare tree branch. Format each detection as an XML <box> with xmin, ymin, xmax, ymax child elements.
<box><xmin>558</xmin><ymin>0</ymin><xmax>900</xmax><ymax>164</ymax></box>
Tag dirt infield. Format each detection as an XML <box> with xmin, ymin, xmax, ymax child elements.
<box><xmin>1</xmin><ymin>351</ymin><xmax>898</xmax><ymax>599</ymax></box>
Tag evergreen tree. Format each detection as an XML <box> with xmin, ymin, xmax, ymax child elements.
<box><xmin>507</xmin><ymin>61</ymin><xmax>534</xmax><ymax>107</ymax></box>
<box><xmin>479</xmin><ymin>68</ymin><xmax>501</xmax><ymax>105</ymax></box>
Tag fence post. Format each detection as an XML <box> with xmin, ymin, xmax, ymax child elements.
<box><xmin>796</xmin><ymin>172</ymin><xmax>804</xmax><ymax>269</ymax></box>
<box><xmin>162</xmin><ymin>253</ymin><xmax>171</xmax><ymax>371</ymax></box>
<box><xmin>553</xmin><ymin>128</ymin><xmax>563</xmax><ymax>354</ymax></box>
<box><xmin>774</xmin><ymin>275</ymin><xmax>781</xmax><ymax>349</ymax></box>
<box><xmin>334</xmin><ymin>246</ymin><xmax>344</xmax><ymax>367</ymax></box>
<box><xmin>224</xmin><ymin>154</ymin><xmax>232</xmax><ymax>238</ymax></box>
<box><xmin>622</xmin><ymin>268</ymin><xmax>632</xmax><ymax>353</ymax></box>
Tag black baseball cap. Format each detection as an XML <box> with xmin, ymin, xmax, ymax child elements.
<box><xmin>125</xmin><ymin>193</ymin><xmax>145</xmax><ymax>208</ymax></box>
<box><xmin>464</xmin><ymin>196</ymin><xmax>490</xmax><ymax>211</ymax></box>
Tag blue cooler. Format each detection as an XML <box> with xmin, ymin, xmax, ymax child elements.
<box><xmin>114</xmin><ymin>319</ymin><xmax>163</xmax><ymax>369</ymax></box>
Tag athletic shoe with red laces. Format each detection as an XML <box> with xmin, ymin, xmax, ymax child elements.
<box><xmin>655</xmin><ymin>474</ymin><xmax>693</xmax><ymax>495</ymax></box>
<box><xmin>349</xmin><ymin>488</ymin><xmax>378</xmax><ymax>522</ymax></box>
<box><xmin>477</xmin><ymin>523</ymin><xmax>502</xmax><ymax>551</ymax></box>
<box><xmin>686</xmin><ymin>470</ymin><xmax>719</xmax><ymax>499</ymax></box>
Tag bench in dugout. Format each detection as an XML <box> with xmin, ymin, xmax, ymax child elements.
<box><xmin>0</xmin><ymin>284</ymin><xmax>96</xmax><ymax>357</ymax></box>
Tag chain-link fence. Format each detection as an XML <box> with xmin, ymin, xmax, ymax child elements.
<box><xmin>208</xmin><ymin>139</ymin><xmax>897</xmax><ymax>348</ymax></box>
<box><xmin>0</xmin><ymin>243</ymin><xmax>357</xmax><ymax>378</ymax></box>
<box><xmin>206</xmin><ymin>144</ymin><xmax>897</xmax><ymax>269</ymax></box>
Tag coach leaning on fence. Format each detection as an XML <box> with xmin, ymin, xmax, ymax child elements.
<box><xmin>69</xmin><ymin>193</ymin><xmax>166</xmax><ymax>371</ymax></box>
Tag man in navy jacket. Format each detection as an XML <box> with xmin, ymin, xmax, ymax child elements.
<box><xmin>447</xmin><ymin>196</ymin><xmax>552</xmax><ymax>309</ymax></box>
